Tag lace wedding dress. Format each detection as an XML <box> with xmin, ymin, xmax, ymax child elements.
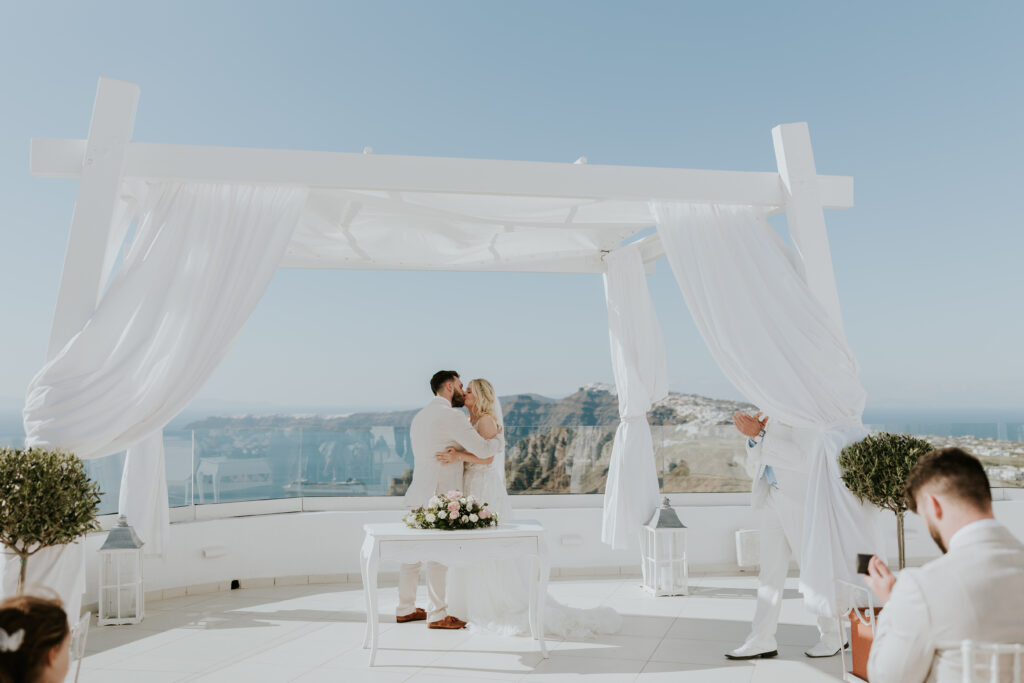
<box><xmin>448</xmin><ymin>400</ymin><xmax>621</xmax><ymax>639</ymax></box>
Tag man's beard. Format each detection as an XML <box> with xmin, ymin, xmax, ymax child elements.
<box><xmin>927</xmin><ymin>519</ymin><xmax>948</xmax><ymax>554</ymax></box>
<box><xmin>451</xmin><ymin>390</ymin><xmax>466</xmax><ymax>408</ymax></box>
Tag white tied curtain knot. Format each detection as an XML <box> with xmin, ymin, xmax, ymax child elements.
<box><xmin>652</xmin><ymin>201</ymin><xmax>883</xmax><ymax>617</ymax></box>
<box><xmin>601</xmin><ymin>245</ymin><xmax>668</xmax><ymax>549</ymax></box>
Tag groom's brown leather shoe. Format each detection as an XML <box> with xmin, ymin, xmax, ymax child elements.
<box><xmin>396</xmin><ymin>608</ymin><xmax>426</xmax><ymax>623</ymax></box>
<box><xmin>428</xmin><ymin>615</ymin><xmax>467</xmax><ymax>630</ymax></box>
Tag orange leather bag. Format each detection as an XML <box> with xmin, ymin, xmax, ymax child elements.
<box><xmin>849</xmin><ymin>607</ymin><xmax>884</xmax><ymax>681</ymax></box>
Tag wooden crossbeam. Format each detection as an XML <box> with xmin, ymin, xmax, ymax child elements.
<box><xmin>30</xmin><ymin>138</ymin><xmax>854</xmax><ymax>210</ymax></box>
<box><xmin>46</xmin><ymin>79</ymin><xmax>139</xmax><ymax>359</ymax></box>
<box><xmin>772</xmin><ymin>122</ymin><xmax>846</xmax><ymax>332</ymax></box>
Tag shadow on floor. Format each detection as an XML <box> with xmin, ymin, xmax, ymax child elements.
<box><xmin>688</xmin><ymin>585</ymin><xmax>803</xmax><ymax>600</ymax></box>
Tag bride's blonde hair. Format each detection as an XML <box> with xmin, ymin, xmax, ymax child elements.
<box><xmin>468</xmin><ymin>378</ymin><xmax>498</xmax><ymax>424</ymax></box>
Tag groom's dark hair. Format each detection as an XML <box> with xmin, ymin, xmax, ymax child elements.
<box><xmin>430</xmin><ymin>370</ymin><xmax>460</xmax><ymax>395</ymax></box>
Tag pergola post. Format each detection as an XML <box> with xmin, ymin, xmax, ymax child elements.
<box><xmin>772</xmin><ymin>122</ymin><xmax>845</xmax><ymax>333</ymax></box>
<box><xmin>45</xmin><ymin>77</ymin><xmax>139</xmax><ymax>359</ymax></box>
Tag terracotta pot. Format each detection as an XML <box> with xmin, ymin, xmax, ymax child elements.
<box><xmin>849</xmin><ymin>607</ymin><xmax>884</xmax><ymax>680</ymax></box>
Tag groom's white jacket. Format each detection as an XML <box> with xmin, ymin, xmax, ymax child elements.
<box><xmin>404</xmin><ymin>396</ymin><xmax>504</xmax><ymax>508</ymax></box>
<box><xmin>745</xmin><ymin>421</ymin><xmax>819</xmax><ymax>509</ymax></box>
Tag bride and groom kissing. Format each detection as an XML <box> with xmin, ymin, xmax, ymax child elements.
<box><xmin>396</xmin><ymin>370</ymin><xmax>621</xmax><ymax>638</ymax></box>
<box><xmin>397</xmin><ymin>370</ymin><xmax>508</xmax><ymax>630</ymax></box>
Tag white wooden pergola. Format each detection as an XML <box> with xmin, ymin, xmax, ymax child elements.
<box><xmin>21</xmin><ymin>78</ymin><xmax>867</xmax><ymax>623</ymax></box>
<box><xmin>33</xmin><ymin>78</ymin><xmax>852</xmax><ymax>360</ymax></box>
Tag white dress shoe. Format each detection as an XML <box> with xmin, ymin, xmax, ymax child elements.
<box><xmin>725</xmin><ymin>640</ymin><xmax>779</xmax><ymax>660</ymax></box>
<box><xmin>804</xmin><ymin>638</ymin><xmax>849</xmax><ymax>658</ymax></box>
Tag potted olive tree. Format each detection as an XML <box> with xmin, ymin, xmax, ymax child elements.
<box><xmin>838</xmin><ymin>432</ymin><xmax>934</xmax><ymax>570</ymax></box>
<box><xmin>838</xmin><ymin>432</ymin><xmax>933</xmax><ymax>680</ymax></box>
<box><xmin>0</xmin><ymin>447</ymin><xmax>102</xmax><ymax>594</ymax></box>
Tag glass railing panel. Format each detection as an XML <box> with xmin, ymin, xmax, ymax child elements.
<box><xmin>652</xmin><ymin>424</ymin><xmax>753</xmax><ymax>493</ymax></box>
<box><xmin>290</xmin><ymin>427</ymin><xmax>414</xmax><ymax>497</ymax></box>
<box><xmin>81</xmin><ymin>453</ymin><xmax>124</xmax><ymax>516</ymax></box>
<box><xmin>865</xmin><ymin>422</ymin><xmax>1024</xmax><ymax>489</ymax></box>
<box><xmin>505</xmin><ymin>425</ymin><xmax>616</xmax><ymax>495</ymax></box>
<box><xmin>192</xmin><ymin>428</ymin><xmax>301</xmax><ymax>504</ymax></box>
<box><xmin>6</xmin><ymin>417</ymin><xmax>1022</xmax><ymax>513</ymax></box>
<box><xmin>164</xmin><ymin>429</ymin><xmax>194</xmax><ymax>508</ymax></box>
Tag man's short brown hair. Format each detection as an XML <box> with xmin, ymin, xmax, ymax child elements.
<box><xmin>429</xmin><ymin>370</ymin><xmax>460</xmax><ymax>396</ymax></box>
<box><xmin>904</xmin><ymin>447</ymin><xmax>992</xmax><ymax>513</ymax></box>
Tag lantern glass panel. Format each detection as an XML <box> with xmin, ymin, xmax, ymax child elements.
<box><xmin>118</xmin><ymin>586</ymin><xmax>138</xmax><ymax>619</ymax></box>
<box><xmin>99</xmin><ymin>550</ymin><xmax>143</xmax><ymax>623</ymax></box>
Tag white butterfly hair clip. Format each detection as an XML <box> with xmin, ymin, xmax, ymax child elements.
<box><xmin>0</xmin><ymin>627</ymin><xmax>25</xmax><ymax>652</ymax></box>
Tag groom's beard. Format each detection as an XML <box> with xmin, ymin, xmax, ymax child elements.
<box><xmin>451</xmin><ymin>390</ymin><xmax>466</xmax><ymax>408</ymax></box>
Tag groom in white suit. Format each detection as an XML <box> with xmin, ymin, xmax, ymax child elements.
<box><xmin>397</xmin><ymin>370</ymin><xmax>504</xmax><ymax>630</ymax></box>
<box><xmin>727</xmin><ymin>411</ymin><xmax>845</xmax><ymax>659</ymax></box>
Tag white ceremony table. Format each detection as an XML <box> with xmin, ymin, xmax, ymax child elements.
<box><xmin>360</xmin><ymin>520</ymin><xmax>550</xmax><ymax>665</ymax></box>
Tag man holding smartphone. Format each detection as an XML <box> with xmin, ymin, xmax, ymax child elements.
<box><xmin>863</xmin><ymin>448</ymin><xmax>1024</xmax><ymax>682</ymax></box>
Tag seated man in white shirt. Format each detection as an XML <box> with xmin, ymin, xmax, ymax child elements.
<box><xmin>865</xmin><ymin>447</ymin><xmax>1024</xmax><ymax>683</ymax></box>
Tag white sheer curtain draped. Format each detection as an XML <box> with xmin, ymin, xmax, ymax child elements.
<box><xmin>22</xmin><ymin>182</ymin><xmax>308</xmax><ymax>558</ymax></box>
<box><xmin>652</xmin><ymin>201</ymin><xmax>883</xmax><ymax>616</ymax></box>
<box><xmin>601</xmin><ymin>244</ymin><xmax>669</xmax><ymax>549</ymax></box>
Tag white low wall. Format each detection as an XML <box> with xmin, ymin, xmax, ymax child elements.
<box><xmin>77</xmin><ymin>494</ymin><xmax>1024</xmax><ymax>608</ymax></box>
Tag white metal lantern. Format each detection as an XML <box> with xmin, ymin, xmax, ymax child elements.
<box><xmin>641</xmin><ymin>498</ymin><xmax>688</xmax><ymax>596</ymax></box>
<box><xmin>97</xmin><ymin>515</ymin><xmax>145</xmax><ymax>625</ymax></box>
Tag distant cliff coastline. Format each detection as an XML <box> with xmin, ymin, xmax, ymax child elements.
<box><xmin>184</xmin><ymin>385</ymin><xmax>757</xmax><ymax>431</ymax></box>
<box><xmin>180</xmin><ymin>386</ymin><xmax>1023</xmax><ymax>495</ymax></box>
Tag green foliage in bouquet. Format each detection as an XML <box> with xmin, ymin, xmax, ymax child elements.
<box><xmin>0</xmin><ymin>447</ymin><xmax>103</xmax><ymax>594</ymax></box>
<box><xmin>839</xmin><ymin>432</ymin><xmax>934</xmax><ymax>570</ymax></box>
<box><xmin>404</xmin><ymin>490</ymin><xmax>498</xmax><ymax>530</ymax></box>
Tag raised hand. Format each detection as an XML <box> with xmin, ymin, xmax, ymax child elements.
<box><xmin>733</xmin><ymin>411</ymin><xmax>766</xmax><ymax>439</ymax></box>
<box><xmin>865</xmin><ymin>555</ymin><xmax>896</xmax><ymax>604</ymax></box>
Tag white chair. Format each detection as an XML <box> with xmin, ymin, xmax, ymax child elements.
<box><xmin>834</xmin><ymin>578</ymin><xmax>877</xmax><ymax>683</ymax></box>
<box><xmin>936</xmin><ymin>640</ymin><xmax>1024</xmax><ymax>683</ymax></box>
<box><xmin>67</xmin><ymin>611</ymin><xmax>91</xmax><ymax>683</ymax></box>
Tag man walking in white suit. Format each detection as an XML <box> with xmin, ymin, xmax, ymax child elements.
<box><xmin>726</xmin><ymin>411</ymin><xmax>845</xmax><ymax>660</ymax></box>
<box><xmin>397</xmin><ymin>370</ymin><xmax>504</xmax><ymax>630</ymax></box>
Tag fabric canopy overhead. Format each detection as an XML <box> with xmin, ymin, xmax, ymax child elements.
<box><xmin>275</xmin><ymin>188</ymin><xmax>667</xmax><ymax>272</ymax></box>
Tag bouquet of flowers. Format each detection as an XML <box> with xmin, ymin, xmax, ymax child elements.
<box><xmin>403</xmin><ymin>490</ymin><xmax>498</xmax><ymax>530</ymax></box>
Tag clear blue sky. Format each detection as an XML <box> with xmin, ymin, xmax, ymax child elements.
<box><xmin>1</xmin><ymin>1</ymin><xmax>1021</xmax><ymax>417</ymax></box>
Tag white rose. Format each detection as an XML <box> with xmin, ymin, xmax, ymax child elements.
<box><xmin>428</xmin><ymin>496</ymin><xmax>440</xmax><ymax>508</ymax></box>
<box><xmin>459</xmin><ymin>497</ymin><xmax>467</xmax><ymax>504</ymax></box>
<box><xmin>466</xmin><ymin>495</ymin><xmax>476</xmax><ymax>504</ymax></box>
<box><xmin>469</xmin><ymin>514</ymin><xmax>479</xmax><ymax>523</ymax></box>
<box><xmin>450</xmin><ymin>512</ymin><xmax>459</xmax><ymax>520</ymax></box>
<box><xmin>425</xmin><ymin>513</ymin><xmax>436</xmax><ymax>523</ymax></box>
<box><xmin>460</xmin><ymin>516</ymin><xmax>468</xmax><ymax>523</ymax></box>
<box><xmin>438</xmin><ymin>511</ymin><xmax>447</xmax><ymax>519</ymax></box>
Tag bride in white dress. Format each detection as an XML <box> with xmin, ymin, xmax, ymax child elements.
<box><xmin>441</xmin><ymin>378</ymin><xmax>621</xmax><ymax>639</ymax></box>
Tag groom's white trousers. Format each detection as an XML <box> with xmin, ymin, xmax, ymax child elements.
<box><xmin>747</xmin><ymin>465</ymin><xmax>840</xmax><ymax>648</ymax></box>
<box><xmin>398</xmin><ymin>561</ymin><xmax>448</xmax><ymax>622</ymax></box>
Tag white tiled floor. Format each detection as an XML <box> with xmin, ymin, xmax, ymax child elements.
<box><xmin>75</xmin><ymin>573</ymin><xmax>849</xmax><ymax>682</ymax></box>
